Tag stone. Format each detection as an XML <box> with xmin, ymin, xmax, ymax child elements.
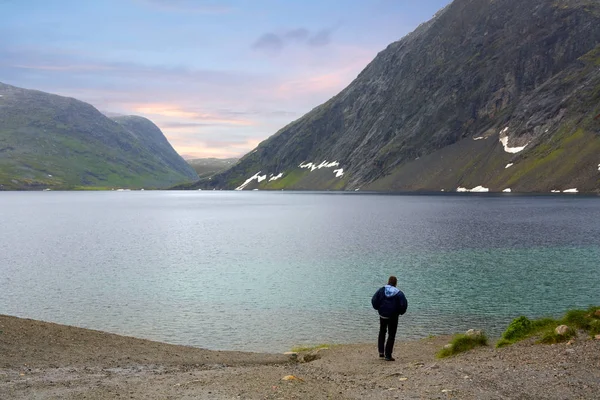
<box><xmin>466</xmin><ymin>329</ymin><xmax>482</xmax><ymax>337</ymax></box>
<box><xmin>555</xmin><ymin>325</ymin><xmax>570</xmax><ymax>336</ymax></box>
<box><xmin>284</xmin><ymin>352</ymin><xmax>298</xmax><ymax>361</ymax></box>
<box><xmin>443</xmin><ymin>344</ymin><xmax>453</xmax><ymax>349</ymax></box>
<box><xmin>594</xmin><ymin>310</ymin><xmax>600</xmax><ymax>318</ymax></box>
<box><xmin>594</xmin><ymin>335</ymin><xmax>600</xmax><ymax>340</ymax></box>
<box><xmin>282</xmin><ymin>375</ymin><xmax>304</xmax><ymax>382</ymax></box>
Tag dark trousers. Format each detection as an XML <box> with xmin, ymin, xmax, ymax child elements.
<box><xmin>378</xmin><ymin>316</ymin><xmax>398</xmax><ymax>357</ymax></box>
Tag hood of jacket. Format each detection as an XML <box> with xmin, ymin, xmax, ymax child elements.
<box><xmin>384</xmin><ymin>285</ymin><xmax>400</xmax><ymax>297</ymax></box>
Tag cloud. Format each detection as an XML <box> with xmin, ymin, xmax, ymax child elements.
<box><xmin>252</xmin><ymin>28</ymin><xmax>334</xmax><ymax>54</ymax></box>
<box><xmin>308</xmin><ymin>29</ymin><xmax>332</xmax><ymax>47</ymax></box>
<box><xmin>131</xmin><ymin>104</ymin><xmax>256</xmax><ymax>126</ymax></box>
<box><xmin>252</xmin><ymin>33</ymin><xmax>285</xmax><ymax>53</ymax></box>
<box><xmin>159</xmin><ymin>121</ymin><xmax>218</xmax><ymax>129</ymax></box>
<box><xmin>284</xmin><ymin>28</ymin><xmax>309</xmax><ymax>41</ymax></box>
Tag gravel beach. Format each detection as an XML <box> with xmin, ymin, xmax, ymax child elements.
<box><xmin>1</xmin><ymin>314</ymin><xmax>599</xmax><ymax>399</ymax></box>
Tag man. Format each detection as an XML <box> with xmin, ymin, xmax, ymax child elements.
<box><xmin>371</xmin><ymin>276</ymin><xmax>408</xmax><ymax>361</ymax></box>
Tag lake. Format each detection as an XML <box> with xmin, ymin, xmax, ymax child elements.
<box><xmin>1</xmin><ymin>191</ymin><xmax>599</xmax><ymax>352</ymax></box>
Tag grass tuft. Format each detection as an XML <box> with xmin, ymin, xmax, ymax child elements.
<box><xmin>437</xmin><ymin>333</ymin><xmax>488</xmax><ymax>358</ymax></box>
<box><xmin>539</xmin><ymin>327</ymin><xmax>576</xmax><ymax>344</ymax></box>
<box><xmin>497</xmin><ymin>306</ymin><xmax>600</xmax><ymax>348</ymax></box>
<box><xmin>290</xmin><ymin>344</ymin><xmax>330</xmax><ymax>353</ymax></box>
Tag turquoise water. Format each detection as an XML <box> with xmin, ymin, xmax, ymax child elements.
<box><xmin>1</xmin><ymin>191</ymin><xmax>599</xmax><ymax>352</ymax></box>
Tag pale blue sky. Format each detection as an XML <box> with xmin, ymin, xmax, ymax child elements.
<box><xmin>2</xmin><ymin>0</ymin><xmax>451</xmax><ymax>158</ymax></box>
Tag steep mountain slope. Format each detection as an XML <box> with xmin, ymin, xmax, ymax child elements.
<box><xmin>0</xmin><ymin>83</ymin><xmax>198</xmax><ymax>190</ymax></box>
<box><xmin>201</xmin><ymin>0</ymin><xmax>600</xmax><ymax>192</ymax></box>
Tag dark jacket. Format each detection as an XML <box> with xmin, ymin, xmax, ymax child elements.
<box><xmin>371</xmin><ymin>285</ymin><xmax>408</xmax><ymax>318</ymax></box>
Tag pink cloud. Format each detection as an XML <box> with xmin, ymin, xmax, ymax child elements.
<box><xmin>131</xmin><ymin>103</ymin><xmax>255</xmax><ymax>126</ymax></box>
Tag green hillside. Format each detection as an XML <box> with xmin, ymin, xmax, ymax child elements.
<box><xmin>0</xmin><ymin>83</ymin><xmax>198</xmax><ymax>190</ymax></box>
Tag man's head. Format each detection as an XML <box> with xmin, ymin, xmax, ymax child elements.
<box><xmin>387</xmin><ymin>276</ymin><xmax>397</xmax><ymax>287</ymax></box>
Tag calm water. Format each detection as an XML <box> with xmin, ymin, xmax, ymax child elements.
<box><xmin>1</xmin><ymin>191</ymin><xmax>599</xmax><ymax>352</ymax></box>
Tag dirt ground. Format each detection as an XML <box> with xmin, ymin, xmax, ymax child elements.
<box><xmin>1</xmin><ymin>314</ymin><xmax>599</xmax><ymax>399</ymax></box>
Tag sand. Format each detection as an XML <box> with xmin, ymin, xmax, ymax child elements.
<box><xmin>1</xmin><ymin>314</ymin><xmax>599</xmax><ymax>399</ymax></box>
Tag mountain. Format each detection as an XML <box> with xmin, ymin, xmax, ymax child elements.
<box><xmin>199</xmin><ymin>0</ymin><xmax>600</xmax><ymax>193</ymax></box>
<box><xmin>0</xmin><ymin>83</ymin><xmax>198</xmax><ymax>190</ymax></box>
<box><xmin>186</xmin><ymin>158</ymin><xmax>238</xmax><ymax>179</ymax></box>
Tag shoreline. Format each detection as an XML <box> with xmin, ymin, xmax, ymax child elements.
<box><xmin>2</xmin><ymin>314</ymin><xmax>600</xmax><ymax>399</ymax></box>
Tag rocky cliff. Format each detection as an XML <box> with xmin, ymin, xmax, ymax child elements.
<box><xmin>0</xmin><ymin>83</ymin><xmax>198</xmax><ymax>190</ymax></box>
<box><xmin>199</xmin><ymin>0</ymin><xmax>600</xmax><ymax>193</ymax></box>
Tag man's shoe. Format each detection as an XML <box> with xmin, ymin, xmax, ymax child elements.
<box><xmin>384</xmin><ymin>356</ymin><xmax>395</xmax><ymax>361</ymax></box>
<box><xmin>379</xmin><ymin>353</ymin><xmax>385</xmax><ymax>358</ymax></box>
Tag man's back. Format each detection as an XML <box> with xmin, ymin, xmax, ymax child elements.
<box><xmin>371</xmin><ymin>285</ymin><xmax>408</xmax><ymax>318</ymax></box>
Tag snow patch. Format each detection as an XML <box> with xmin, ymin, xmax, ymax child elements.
<box><xmin>257</xmin><ymin>175</ymin><xmax>267</xmax><ymax>183</ymax></box>
<box><xmin>500</xmin><ymin>136</ymin><xmax>528</xmax><ymax>153</ymax></box>
<box><xmin>269</xmin><ymin>173</ymin><xmax>283</xmax><ymax>182</ymax></box>
<box><xmin>456</xmin><ymin>186</ymin><xmax>489</xmax><ymax>193</ymax></box>
<box><xmin>235</xmin><ymin>172</ymin><xmax>262</xmax><ymax>190</ymax></box>
<box><xmin>299</xmin><ymin>160</ymin><xmax>344</xmax><ymax>178</ymax></box>
<box><xmin>563</xmin><ymin>188</ymin><xmax>578</xmax><ymax>193</ymax></box>
<box><xmin>503</xmin><ymin>188</ymin><xmax>512</xmax><ymax>193</ymax></box>
<box><xmin>505</xmin><ymin>163</ymin><xmax>514</xmax><ymax>169</ymax></box>
<box><xmin>299</xmin><ymin>160</ymin><xmax>340</xmax><ymax>171</ymax></box>
<box><xmin>499</xmin><ymin>128</ymin><xmax>528</xmax><ymax>153</ymax></box>
<box><xmin>299</xmin><ymin>162</ymin><xmax>317</xmax><ymax>171</ymax></box>
<box><xmin>598</xmin><ymin>164</ymin><xmax>600</xmax><ymax>171</ymax></box>
<box><xmin>551</xmin><ymin>190</ymin><xmax>561</xmax><ymax>193</ymax></box>
<box><xmin>473</xmin><ymin>136</ymin><xmax>485</xmax><ymax>141</ymax></box>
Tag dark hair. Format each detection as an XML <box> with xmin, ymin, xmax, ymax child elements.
<box><xmin>388</xmin><ymin>276</ymin><xmax>397</xmax><ymax>286</ymax></box>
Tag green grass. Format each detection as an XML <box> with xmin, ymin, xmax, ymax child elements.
<box><xmin>437</xmin><ymin>332</ymin><xmax>488</xmax><ymax>358</ymax></box>
<box><xmin>290</xmin><ymin>344</ymin><xmax>331</xmax><ymax>353</ymax></box>
<box><xmin>496</xmin><ymin>306</ymin><xmax>600</xmax><ymax>348</ymax></box>
<box><xmin>539</xmin><ymin>327</ymin><xmax>576</xmax><ymax>344</ymax></box>
<box><xmin>263</xmin><ymin>168</ymin><xmax>309</xmax><ymax>190</ymax></box>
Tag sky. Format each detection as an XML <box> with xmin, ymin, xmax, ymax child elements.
<box><xmin>1</xmin><ymin>0</ymin><xmax>451</xmax><ymax>159</ymax></box>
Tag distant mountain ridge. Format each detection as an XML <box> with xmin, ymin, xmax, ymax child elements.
<box><xmin>0</xmin><ymin>82</ymin><xmax>198</xmax><ymax>190</ymax></box>
<box><xmin>186</xmin><ymin>158</ymin><xmax>238</xmax><ymax>179</ymax></box>
<box><xmin>197</xmin><ymin>0</ymin><xmax>600</xmax><ymax>193</ymax></box>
